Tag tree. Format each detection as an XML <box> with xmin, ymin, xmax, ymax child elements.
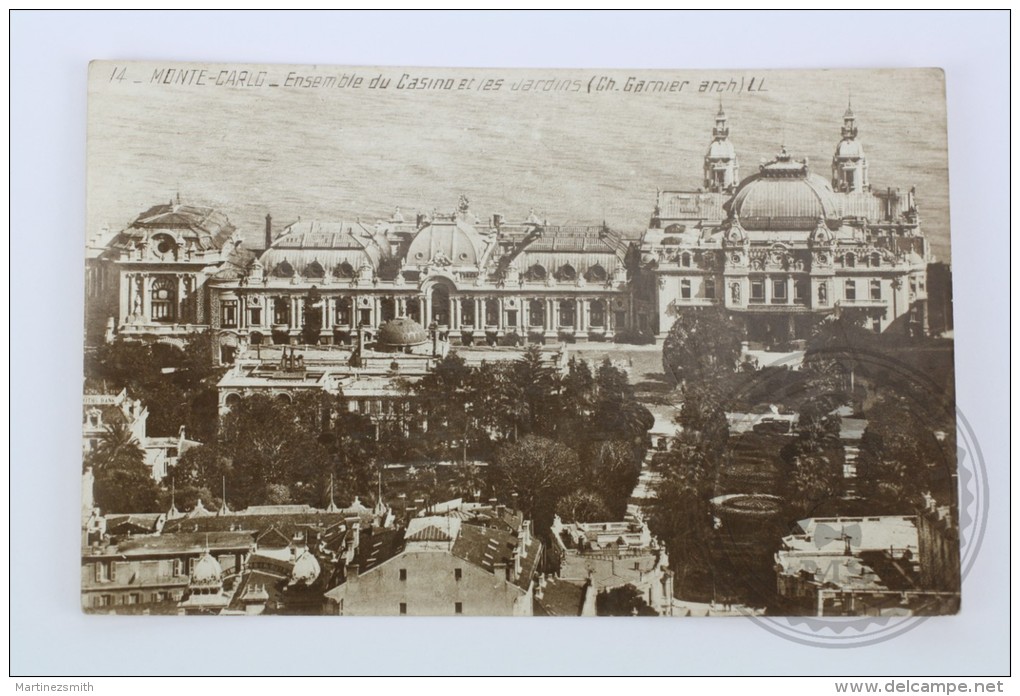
<box><xmin>554</xmin><ymin>357</ymin><xmax>597</xmax><ymax>446</ymax></box>
<box><xmin>492</xmin><ymin>435</ymin><xmax>580</xmax><ymax>536</ymax></box>
<box><xmin>449</xmin><ymin>461</ymin><xmax>486</xmax><ymax>501</ymax></box>
<box><xmin>778</xmin><ymin>398</ymin><xmax>845</xmax><ymax>517</ymax></box>
<box><xmin>88</xmin><ymin>422</ymin><xmax>161</xmax><ymax>513</ymax></box>
<box><xmin>596</xmin><ymin>584</ymin><xmax>658</xmax><ymax>616</ymax></box>
<box><xmin>591</xmin><ymin>359</ymin><xmax>654</xmax><ymax>446</ymax></box>
<box><xmin>556</xmin><ymin>491</ymin><xmax>611</xmax><ymax>524</ymax></box>
<box><xmin>646</xmin><ymin>386</ymin><xmax>731</xmax><ymax>600</ymax></box>
<box><xmin>301</xmin><ymin>286</ymin><xmax>324</xmax><ymax>345</ymax></box>
<box><xmin>855</xmin><ymin>393</ymin><xmax>954</xmax><ymax>512</ymax></box>
<box><xmin>577</xmin><ymin>440</ymin><xmax>642</xmax><ymax>519</ymax></box>
<box><xmin>661</xmin><ymin>308</ymin><xmax>743</xmax><ymax>386</ymax></box>
<box><xmin>411</xmin><ymin>352</ymin><xmax>479</xmax><ymax>462</ymax></box>
<box><xmin>513</xmin><ymin>345</ymin><xmax>560</xmax><ymax>437</ymax></box>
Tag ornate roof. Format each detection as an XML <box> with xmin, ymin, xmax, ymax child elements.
<box><xmin>258</xmin><ymin>220</ymin><xmax>390</xmax><ymax>278</ymax></box>
<box><xmin>727</xmin><ymin>149</ymin><xmax>842</xmax><ymax>230</ymax></box>
<box><xmin>104</xmin><ymin>202</ymin><xmax>236</xmax><ymax>257</ymax></box>
<box><xmin>405</xmin><ymin>217</ymin><xmax>491</xmax><ymax>269</ymax></box>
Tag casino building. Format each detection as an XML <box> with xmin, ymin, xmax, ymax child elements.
<box><xmin>204</xmin><ymin>198</ymin><xmax>636</xmax><ymax>360</ymax></box>
<box><xmin>85</xmin><ymin>103</ymin><xmax>932</xmax><ymax>359</ymax></box>
<box><xmin>645</xmin><ymin>102</ymin><xmax>930</xmax><ymax>344</ymax></box>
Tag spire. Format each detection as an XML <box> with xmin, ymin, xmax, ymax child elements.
<box><xmin>704</xmin><ymin>102</ymin><xmax>738</xmax><ymax>192</ymax></box>
<box><xmin>325</xmin><ymin>473</ymin><xmax>340</xmax><ymax>513</ymax></box>
<box><xmin>373</xmin><ymin>469</ymin><xmax>386</xmax><ymax>517</ymax></box>
<box><xmin>167</xmin><ymin>478</ymin><xmax>181</xmax><ymax>520</ymax></box>
<box><xmin>218</xmin><ymin>475</ymin><xmax>231</xmax><ymax>516</ymax></box>
<box><xmin>841</xmin><ymin>92</ymin><xmax>858</xmax><ymax>140</ymax></box>
<box><xmin>713</xmin><ymin>97</ymin><xmax>729</xmax><ymax>139</ymax></box>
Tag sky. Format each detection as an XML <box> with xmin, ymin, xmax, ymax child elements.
<box><xmin>87</xmin><ymin>63</ymin><xmax>952</xmax><ymax>261</ymax></box>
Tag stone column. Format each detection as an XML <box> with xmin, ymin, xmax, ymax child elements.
<box><xmin>497</xmin><ymin>298</ymin><xmax>505</xmax><ymax>331</ymax></box>
<box><xmin>453</xmin><ymin>298</ymin><xmax>461</xmax><ymax>329</ymax></box>
<box><xmin>176</xmin><ymin>274</ymin><xmax>185</xmax><ymax>324</ymax></box>
<box><xmin>787</xmin><ymin>277</ymin><xmax>795</xmax><ymax>305</ymax></box>
<box><xmin>141</xmin><ymin>275</ymin><xmax>151</xmax><ymax>322</ymax></box>
<box><xmin>323</xmin><ymin>297</ymin><xmax>333</xmax><ymax>330</ymax></box>
<box><xmin>521</xmin><ymin>298</ymin><xmax>530</xmax><ymax>330</ymax></box>
<box><xmin>123</xmin><ymin>272</ymin><xmax>133</xmax><ymax>322</ymax></box>
<box><xmin>373</xmin><ymin>296</ymin><xmax>381</xmax><ymax>327</ymax></box>
<box><xmin>423</xmin><ymin>294</ymin><xmax>432</xmax><ymax>327</ymax></box>
<box><xmin>449</xmin><ymin>297</ymin><xmax>456</xmax><ymax>328</ymax></box>
<box><xmin>764</xmin><ymin>276</ymin><xmax>772</xmax><ymax>305</ymax></box>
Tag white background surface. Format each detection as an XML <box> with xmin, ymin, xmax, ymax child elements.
<box><xmin>9</xmin><ymin>10</ymin><xmax>1010</xmax><ymax>676</ymax></box>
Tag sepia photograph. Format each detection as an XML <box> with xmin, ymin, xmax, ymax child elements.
<box><xmin>78</xmin><ymin>61</ymin><xmax>965</xmax><ymax>621</ymax></box>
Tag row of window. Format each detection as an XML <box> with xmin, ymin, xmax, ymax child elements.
<box><xmin>90</xmin><ymin>590</ymin><xmax>183</xmax><ymax>608</ymax></box>
<box><xmin>398</xmin><ymin>568</ymin><xmax>463</xmax><ymax>581</ymax></box>
<box><xmin>397</xmin><ymin>602</ymin><xmax>463</xmax><ymax>615</ymax></box>
<box><xmin>221</xmin><ymin>299</ymin><xmax>618</xmax><ymax>329</ymax></box>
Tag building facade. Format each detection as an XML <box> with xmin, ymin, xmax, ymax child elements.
<box><xmin>86</xmin><ymin>105</ymin><xmax>935</xmax><ymax>358</ymax></box>
<box><xmin>645</xmin><ymin>103</ymin><xmax>930</xmax><ymax>344</ymax></box>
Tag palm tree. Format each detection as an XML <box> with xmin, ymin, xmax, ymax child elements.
<box><xmin>92</xmin><ymin>420</ymin><xmax>146</xmax><ymax>472</ymax></box>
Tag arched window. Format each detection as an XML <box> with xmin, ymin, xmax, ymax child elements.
<box><xmin>585</xmin><ymin>264</ymin><xmax>608</xmax><ymax>282</ymax></box>
<box><xmin>589</xmin><ymin>300</ymin><xmax>605</xmax><ymax>327</ymax></box>
<box><xmin>150</xmin><ymin>277</ymin><xmax>176</xmax><ymax>322</ymax></box>
<box><xmin>224</xmin><ymin>393</ymin><xmax>241</xmax><ymax>409</ymax></box>
<box><xmin>335</xmin><ymin>261</ymin><xmax>355</xmax><ymax>279</ymax></box>
<box><xmin>525</xmin><ymin>264</ymin><xmax>547</xmax><ymax>282</ymax></box>
<box><xmin>845</xmin><ymin>253</ymin><xmax>856</xmax><ymax>268</ymax></box>
<box><xmin>870</xmin><ymin>252</ymin><xmax>881</xmax><ymax>268</ymax></box>
<box><xmin>272</xmin><ymin>260</ymin><xmax>295</xmax><ymax>278</ymax></box>
<box><xmin>704</xmin><ymin>278</ymin><xmax>716</xmax><ymax>300</ymax></box>
<box><xmin>556</xmin><ymin>264</ymin><xmax>577</xmax><ymax>281</ymax></box>
<box><xmin>304</xmin><ymin>260</ymin><xmax>325</xmax><ymax>279</ymax></box>
<box><xmin>680</xmin><ymin>252</ymin><xmax>692</xmax><ymax>268</ymax></box>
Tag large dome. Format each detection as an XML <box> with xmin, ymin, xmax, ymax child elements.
<box><xmin>376</xmin><ymin>317</ymin><xmax>428</xmax><ymax>347</ymax></box>
<box><xmin>728</xmin><ymin>150</ymin><xmax>841</xmax><ymax>230</ymax></box>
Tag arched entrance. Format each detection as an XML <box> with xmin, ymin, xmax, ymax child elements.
<box><xmin>430</xmin><ymin>284</ymin><xmax>451</xmax><ymax>327</ymax></box>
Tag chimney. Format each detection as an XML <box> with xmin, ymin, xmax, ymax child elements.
<box><xmin>513</xmin><ymin>548</ymin><xmax>522</xmax><ymax>579</ymax></box>
<box><xmin>521</xmin><ymin>520</ymin><xmax>531</xmax><ymax>555</ymax></box>
<box><xmin>265</xmin><ymin>213</ymin><xmax>273</xmax><ymax>250</ymax></box>
<box><xmin>347</xmin><ymin>563</ymin><xmax>359</xmax><ymax>580</ymax></box>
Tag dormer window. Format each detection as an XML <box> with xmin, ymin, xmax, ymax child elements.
<box><xmin>272</xmin><ymin>260</ymin><xmax>295</xmax><ymax>278</ymax></box>
<box><xmin>556</xmin><ymin>264</ymin><xmax>577</xmax><ymax>281</ymax></box>
<box><xmin>335</xmin><ymin>262</ymin><xmax>355</xmax><ymax>279</ymax></box>
<box><xmin>585</xmin><ymin>264</ymin><xmax>608</xmax><ymax>282</ymax></box>
<box><xmin>304</xmin><ymin>260</ymin><xmax>325</xmax><ymax>279</ymax></box>
<box><xmin>524</xmin><ymin>264</ymin><xmax>547</xmax><ymax>282</ymax></box>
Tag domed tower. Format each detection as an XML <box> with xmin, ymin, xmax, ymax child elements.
<box><xmin>704</xmin><ymin>101</ymin><xmax>739</xmax><ymax>192</ymax></box>
<box><xmin>832</xmin><ymin>99</ymin><xmax>869</xmax><ymax>192</ymax></box>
